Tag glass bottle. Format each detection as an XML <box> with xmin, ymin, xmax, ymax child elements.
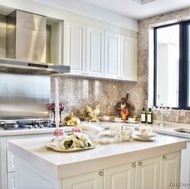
<box><xmin>147</xmin><ymin>108</ymin><xmax>153</xmax><ymax>124</ymax></box>
<box><xmin>141</xmin><ymin>107</ymin><xmax>146</xmax><ymax>123</ymax></box>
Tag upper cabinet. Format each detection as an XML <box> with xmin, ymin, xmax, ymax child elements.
<box><xmin>104</xmin><ymin>31</ymin><xmax>121</xmax><ymax>79</ymax></box>
<box><xmin>63</xmin><ymin>19</ymin><xmax>137</xmax><ymax>81</ymax></box>
<box><xmin>64</xmin><ymin>21</ymin><xmax>86</xmax><ymax>75</ymax></box>
<box><xmin>86</xmin><ymin>26</ymin><xmax>104</xmax><ymax>77</ymax></box>
<box><xmin>121</xmin><ymin>35</ymin><xmax>137</xmax><ymax>81</ymax></box>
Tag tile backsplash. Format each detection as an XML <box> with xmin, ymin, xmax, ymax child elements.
<box><xmin>51</xmin><ymin>75</ymin><xmax>143</xmax><ymax>119</ymax></box>
<box><xmin>51</xmin><ymin>6</ymin><xmax>190</xmax><ymax>124</ymax></box>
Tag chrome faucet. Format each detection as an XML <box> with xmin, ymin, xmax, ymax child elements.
<box><xmin>152</xmin><ymin>103</ymin><xmax>172</xmax><ymax>128</ymax></box>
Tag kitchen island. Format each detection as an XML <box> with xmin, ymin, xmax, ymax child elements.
<box><xmin>8</xmin><ymin>134</ymin><xmax>187</xmax><ymax>189</ymax></box>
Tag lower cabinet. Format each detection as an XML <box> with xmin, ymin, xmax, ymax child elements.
<box><xmin>161</xmin><ymin>152</ymin><xmax>181</xmax><ymax>189</ymax></box>
<box><xmin>181</xmin><ymin>142</ymin><xmax>190</xmax><ymax>189</ymax></box>
<box><xmin>104</xmin><ymin>161</ymin><xmax>135</xmax><ymax>189</ymax></box>
<box><xmin>104</xmin><ymin>156</ymin><xmax>160</xmax><ymax>189</ymax></box>
<box><xmin>0</xmin><ymin>133</ymin><xmax>52</xmax><ymax>189</ymax></box>
<box><xmin>135</xmin><ymin>156</ymin><xmax>160</xmax><ymax>189</ymax></box>
<box><xmin>62</xmin><ymin>170</ymin><xmax>104</xmax><ymax>189</ymax></box>
<box><xmin>0</xmin><ymin>137</ymin><xmax>7</xmax><ymax>189</ymax></box>
<box><xmin>61</xmin><ymin>151</ymin><xmax>180</xmax><ymax>189</ymax></box>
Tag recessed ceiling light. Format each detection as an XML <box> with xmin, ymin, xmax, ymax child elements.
<box><xmin>132</xmin><ymin>0</ymin><xmax>155</xmax><ymax>5</ymax></box>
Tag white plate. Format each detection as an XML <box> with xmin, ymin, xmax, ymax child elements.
<box><xmin>126</xmin><ymin>120</ymin><xmax>138</xmax><ymax>124</ymax></box>
<box><xmin>45</xmin><ymin>140</ymin><xmax>99</xmax><ymax>152</ymax></box>
<box><xmin>133</xmin><ymin>136</ymin><xmax>155</xmax><ymax>141</ymax></box>
<box><xmin>135</xmin><ymin>132</ymin><xmax>157</xmax><ymax>138</ymax></box>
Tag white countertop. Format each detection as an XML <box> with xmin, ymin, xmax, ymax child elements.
<box><xmin>1</xmin><ymin>120</ymin><xmax>190</xmax><ymax>138</ymax></box>
<box><xmin>8</xmin><ymin>134</ymin><xmax>187</xmax><ymax>179</ymax></box>
<box><xmin>0</xmin><ymin>120</ymin><xmax>185</xmax><ymax>139</ymax></box>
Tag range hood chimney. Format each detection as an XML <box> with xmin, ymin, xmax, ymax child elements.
<box><xmin>0</xmin><ymin>10</ymin><xmax>70</xmax><ymax>75</ymax></box>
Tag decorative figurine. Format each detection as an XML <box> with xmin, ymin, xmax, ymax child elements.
<box><xmin>85</xmin><ymin>104</ymin><xmax>100</xmax><ymax>122</ymax></box>
<box><xmin>115</xmin><ymin>93</ymin><xmax>134</xmax><ymax>120</ymax></box>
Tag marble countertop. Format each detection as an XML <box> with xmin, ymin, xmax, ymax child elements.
<box><xmin>8</xmin><ymin>134</ymin><xmax>187</xmax><ymax>179</ymax></box>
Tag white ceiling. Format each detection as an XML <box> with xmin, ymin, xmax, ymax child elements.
<box><xmin>80</xmin><ymin>0</ymin><xmax>190</xmax><ymax>20</ymax></box>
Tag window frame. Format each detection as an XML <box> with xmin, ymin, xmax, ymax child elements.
<box><xmin>153</xmin><ymin>21</ymin><xmax>190</xmax><ymax>110</ymax></box>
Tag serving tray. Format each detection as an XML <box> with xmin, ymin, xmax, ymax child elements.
<box><xmin>45</xmin><ymin>140</ymin><xmax>99</xmax><ymax>152</ymax></box>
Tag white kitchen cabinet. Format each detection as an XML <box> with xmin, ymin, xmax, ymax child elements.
<box><xmin>64</xmin><ymin>21</ymin><xmax>137</xmax><ymax>81</ymax></box>
<box><xmin>7</xmin><ymin>172</ymin><xmax>15</xmax><ymax>189</ymax></box>
<box><xmin>161</xmin><ymin>151</ymin><xmax>181</xmax><ymax>189</ymax></box>
<box><xmin>104</xmin><ymin>156</ymin><xmax>160</xmax><ymax>189</ymax></box>
<box><xmin>135</xmin><ymin>156</ymin><xmax>161</xmax><ymax>189</ymax></box>
<box><xmin>62</xmin><ymin>170</ymin><xmax>104</xmax><ymax>189</ymax></box>
<box><xmin>0</xmin><ymin>137</ymin><xmax>7</xmax><ymax>189</ymax></box>
<box><xmin>121</xmin><ymin>35</ymin><xmax>137</xmax><ymax>81</ymax></box>
<box><xmin>104</xmin><ymin>162</ymin><xmax>135</xmax><ymax>189</ymax></box>
<box><xmin>0</xmin><ymin>132</ymin><xmax>54</xmax><ymax>189</ymax></box>
<box><xmin>64</xmin><ymin>20</ymin><xmax>86</xmax><ymax>75</ymax></box>
<box><xmin>104</xmin><ymin>32</ymin><xmax>137</xmax><ymax>81</ymax></box>
<box><xmin>86</xmin><ymin>26</ymin><xmax>104</xmax><ymax>77</ymax></box>
<box><xmin>181</xmin><ymin>142</ymin><xmax>190</xmax><ymax>189</ymax></box>
<box><xmin>105</xmin><ymin>31</ymin><xmax>121</xmax><ymax>79</ymax></box>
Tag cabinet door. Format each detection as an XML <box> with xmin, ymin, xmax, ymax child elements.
<box><xmin>7</xmin><ymin>133</ymin><xmax>52</xmax><ymax>172</ymax></box>
<box><xmin>62</xmin><ymin>170</ymin><xmax>103</xmax><ymax>189</ymax></box>
<box><xmin>7</xmin><ymin>172</ymin><xmax>16</xmax><ymax>189</ymax></box>
<box><xmin>181</xmin><ymin>142</ymin><xmax>190</xmax><ymax>189</ymax></box>
<box><xmin>136</xmin><ymin>156</ymin><xmax>161</xmax><ymax>189</ymax></box>
<box><xmin>161</xmin><ymin>152</ymin><xmax>181</xmax><ymax>189</ymax></box>
<box><xmin>121</xmin><ymin>35</ymin><xmax>137</xmax><ymax>81</ymax></box>
<box><xmin>86</xmin><ymin>26</ymin><xmax>104</xmax><ymax>77</ymax></box>
<box><xmin>105</xmin><ymin>31</ymin><xmax>121</xmax><ymax>79</ymax></box>
<box><xmin>104</xmin><ymin>163</ymin><xmax>135</xmax><ymax>189</ymax></box>
<box><xmin>0</xmin><ymin>137</ymin><xmax>7</xmax><ymax>189</ymax></box>
<box><xmin>64</xmin><ymin>20</ymin><xmax>86</xmax><ymax>75</ymax></box>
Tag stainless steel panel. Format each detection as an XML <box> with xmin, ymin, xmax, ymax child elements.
<box><xmin>0</xmin><ymin>73</ymin><xmax>50</xmax><ymax>119</ymax></box>
<box><xmin>6</xmin><ymin>10</ymin><xmax>46</xmax><ymax>62</ymax></box>
<box><xmin>0</xmin><ymin>15</ymin><xmax>6</xmax><ymax>57</ymax></box>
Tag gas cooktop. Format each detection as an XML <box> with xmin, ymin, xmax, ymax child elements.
<box><xmin>0</xmin><ymin>119</ymin><xmax>55</xmax><ymax>130</ymax></box>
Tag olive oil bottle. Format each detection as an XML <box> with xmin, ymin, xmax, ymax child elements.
<box><xmin>141</xmin><ymin>107</ymin><xmax>146</xmax><ymax>123</ymax></box>
<box><xmin>147</xmin><ymin>108</ymin><xmax>153</xmax><ymax>124</ymax></box>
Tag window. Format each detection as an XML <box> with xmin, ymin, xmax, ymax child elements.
<box><xmin>154</xmin><ymin>21</ymin><xmax>190</xmax><ymax>110</ymax></box>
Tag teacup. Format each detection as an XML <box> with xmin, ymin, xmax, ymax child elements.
<box><xmin>120</xmin><ymin>131</ymin><xmax>132</xmax><ymax>141</ymax></box>
<box><xmin>109</xmin><ymin>125</ymin><xmax>121</xmax><ymax>135</ymax></box>
<box><xmin>103</xmin><ymin>115</ymin><xmax>110</xmax><ymax>121</ymax></box>
<box><xmin>139</xmin><ymin>125</ymin><xmax>152</xmax><ymax>135</ymax></box>
<box><xmin>128</xmin><ymin>117</ymin><xmax>136</xmax><ymax>122</ymax></box>
<box><xmin>114</xmin><ymin>117</ymin><xmax>122</xmax><ymax>122</ymax></box>
<box><xmin>122</xmin><ymin>126</ymin><xmax>134</xmax><ymax>133</ymax></box>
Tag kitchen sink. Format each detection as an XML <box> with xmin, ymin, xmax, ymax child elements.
<box><xmin>175</xmin><ymin>128</ymin><xmax>190</xmax><ymax>134</ymax></box>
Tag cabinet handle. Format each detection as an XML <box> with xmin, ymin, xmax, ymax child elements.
<box><xmin>132</xmin><ymin>163</ymin><xmax>136</xmax><ymax>167</ymax></box>
<box><xmin>99</xmin><ymin>171</ymin><xmax>104</xmax><ymax>176</ymax></box>
<box><xmin>163</xmin><ymin>155</ymin><xmax>167</xmax><ymax>159</ymax></box>
<box><xmin>138</xmin><ymin>162</ymin><xmax>142</xmax><ymax>166</ymax></box>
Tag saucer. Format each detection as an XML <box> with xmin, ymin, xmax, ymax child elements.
<box><xmin>126</xmin><ymin>120</ymin><xmax>138</xmax><ymax>124</ymax></box>
<box><xmin>133</xmin><ymin>136</ymin><xmax>155</xmax><ymax>141</ymax></box>
<box><xmin>134</xmin><ymin>132</ymin><xmax>157</xmax><ymax>139</ymax></box>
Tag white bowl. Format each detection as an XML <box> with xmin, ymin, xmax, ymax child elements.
<box><xmin>78</xmin><ymin>124</ymin><xmax>104</xmax><ymax>139</ymax></box>
<box><xmin>82</xmin><ymin>129</ymin><xmax>103</xmax><ymax>139</ymax></box>
<box><xmin>102</xmin><ymin>115</ymin><xmax>110</xmax><ymax>121</ymax></box>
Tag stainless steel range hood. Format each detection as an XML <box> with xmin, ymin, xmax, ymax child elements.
<box><xmin>0</xmin><ymin>10</ymin><xmax>70</xmax><ymax>75</ymax></box>
<box><xmin>0</xmin><ymin>58</ymin><xmax>70</xmax><ymax>75</ymax></box>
